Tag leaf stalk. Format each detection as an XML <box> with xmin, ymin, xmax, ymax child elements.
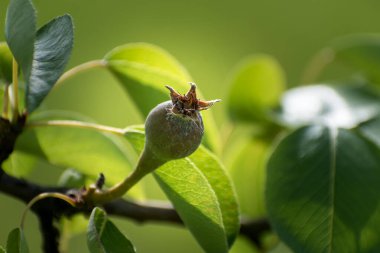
<box><xmin>87</xmin><ymin>147</ymin><xmax>164</xmax><ymax>204</ymax></box>
<box><xmin>27</xmin><ymin>119</ymin><xmax>125</xmax><ymax>135</ymax></box>
<box><xmin>2</xmin><ymin>84</ymin><xmax>10</xmax><ymax>119</ymax></box>
<box><xmin>20</xmin><ymin>192</ymin><xmax>76</xmax><ymax>229</ymax></box>
<box><xmin>11</xmin><ymin>58</ymin><xmax>19</xmax><ymax>123</ymax></box>
<box><xmin>55</xmin><ymin>59</ymin><xmax>106</xmax><ymax>89</ymax></box>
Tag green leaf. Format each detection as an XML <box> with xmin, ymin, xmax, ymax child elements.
<box><xmin>61</xmin><ymin>215</ymin><xmax>88</xmax><ymax>253</ymax></box>
<box><xmin>227</xmin><ymin>54</ymin><xmax>286</xmax><ymax>123</ymax></box>
<box><xmin>104</xmin><ymin>43</ymin><xmax>191</xmax><ymax>116</ymax></box>
<box><xmin>104</xmin><ymin>43</ymin><xmax>220</xmax><ymax>152</ymax></box>
<box><xmin>278</xmin><ymin>84</ymin><xmax>380</xmax><ymax>128</ymax></box>
<box><xmin>87</xmin><ymin>207</ymin><xmax>136</xmax><ymax>253</ymax></box>
<box><xmin>15</xmin><ymin>111</ymin><xmax>144</xmax><ymax>199</ymax></box>
<box><xmin>154</xmin><ymin>161</ymin><xmax>228</xmax><ymax>253</ymax></box>
<box><xmin>267</xmin><ymin>125</ymin><xmax>380</xmax><ymax>253</ymax></box>
<box><xmin>6</xmin><ymin>228</ymin><xmax>28</xmax><ymax>253</ymax></box>
<box><xmin>328</xmin><ymin>35</ymin><xmax>380</xmax><ymax>83</ymax></box>
<box><xmin>269</xmin><ymin>242</ymin><xmax>293</xmax><ymax>253</ymax></box>
<box><xmin>5</xmin><ymin>0</ymin><xmax>36</xmax><ymax>81</ymax></box>
<box><xmin>0</xmin><ymin>42</ymin><xmax>13</xmax><ymax>84</ymax></box>
<box><xmin>61</xmin><ymin>214</ymin><xmax>89</xmax><ymax>241</ymax></box>
<box><xmin>230</xmin><ymin>237</ymin><xmax>260</xmax><ymax>253</ymax></box>
<box><xmin>124</xmin><ymin>128</ymin><xmax>239</xmax><ymax>252</ymax></box>
<box><xmin>0</xmin><ymin>85</ymin><xmax>5</xmax><ymax>108</ymax></box>
<box><xmin>0</xmin><ymin>245</ymin><xmax>6</xmax><ymax>253</ymax></box>
<box><xmin>228</xmin><ymin>135</ymin><xmax>268</xmax><ymax>218</ymax></box>
<box><xmin>27</xmin><ymin>15</ymin><xmax>74</xmax><ymax>113</ymax></box>
<box><xmin>2</xmin><ymin>151</ymin><xmax>38</xmax><ymax>177</ymax></box>
<box><xmin>186</xmin><ymin>146</ymin><xmax>240</xmax><ymax>246</ymax></box>
<box><xmin>359</xmin><ymin>117</ymin><xmax>380</xmax><ymax>148</ymax></box>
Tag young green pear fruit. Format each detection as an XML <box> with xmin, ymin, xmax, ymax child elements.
<box><xmin>144</xmin><ymin>83</ymin><xmax>219</xmax><ymax>161</ymax></box>
<box><xmin>89</xmin><ymin>83</ymin><xmax>220</xmax><ymax>203</ymax></box>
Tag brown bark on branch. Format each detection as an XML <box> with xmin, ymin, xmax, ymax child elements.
<box><xmin>0</xmin><ymin>167</ymin><xmax>271</xmax><ymax>251</ymax></box>
<box><xmin>0</xmin><ymin>116</ymin><xmax>271</xmax><ymax>252</ymax></box>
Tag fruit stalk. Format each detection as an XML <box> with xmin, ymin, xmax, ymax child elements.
<box><xmin>87</xmin><ymin>83</ymin><xmax>220</xmax><ymax>204</ymax></box>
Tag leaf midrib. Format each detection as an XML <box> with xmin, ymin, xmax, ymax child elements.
<box><xmin>184</xmin><ymin>157</ymin><xmax>225</xmax><ymax>228</ymax></box>
<box><xmin>327</xmin><ymin>127</ymin><xmax>338</xmax><ymax>253</ymax></box>
<box><xmin>107</xmin><ymin>60</ymin><xmax>190</xmax><ymax>86</ymax></box>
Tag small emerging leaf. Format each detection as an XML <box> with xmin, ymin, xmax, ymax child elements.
<box><xmin>5</xmin><ymin>0</ymin><xmax>36</xmax><ymax>81</ymax></box>
<box><xmin>6</xmin><ymin>228</ymin><xmax>29</xmax><ymax>253</ymax></box>
<box><xmin>27</xmin><ymin>15</ymin><xmax>74</xmax><ymax>113</ymax></box>
<box><xmin>87</xmin><ymin>207</ymin><xmax>136</xmax><ymax>253</ymax></box>
<box><xmin>0</xmin><ymin>42</ymin><xmax>13</xmax><ymax>84</ymax></box>
<box><xmin>227</xmin><ymin>54</ymin><xmax>286</xmax><ymax>123</ymax></box>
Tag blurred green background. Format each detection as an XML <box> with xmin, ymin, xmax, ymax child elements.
<box><xmin>1</xmin><ymin>0</ymin><xmax>380</xmax><ymax>252</ymax></box>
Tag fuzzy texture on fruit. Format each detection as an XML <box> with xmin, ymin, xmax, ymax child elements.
<box><xmin>145</xmin><ymin>100</ymin><xmax>204</xmax><ymax>161</ymax></box>
<box><xmin>144</xmin><ymin>83</ymin><xmax>220</xmax><ymax>161</ymax></box>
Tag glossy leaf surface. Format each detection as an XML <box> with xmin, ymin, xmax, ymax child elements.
<box><xmin>87</xmin><ymin>207</ymin><xmax>135</xmax><ymax>253</ymax></box>
<box><xmin>267</xmin><ymin>125</ymin><xmax>380</xmax><ymax>252</ymax></box>
<box><xmin>5</xmin><ymin>0</ymin><xmax>35</xmax><ymax>81</ymax></box>
<box><xmin>228</xmin><ymin>54</ymin><xmax>285</xmax><ymax>123</ymax></box>
<box><xmin>6</xmin><ymin>228</ymin><xmax>29</xmax><ymax>253</ymax></box>
<box><xmin>278</xmin><ymin>84</ymin><xmax>380</xmax><ymax>128</ymax></box>
<box><xmin>124</xmin><ymin>128</ymin><xmax>239</xmax><ymax>252</ymax></box>
<box><xmin>184</xmin><ymin>146</ymin><xmax>240</xmax><ymax>246</ymax></box>
<box><xmin>27</xmin><ymin>15</ymin><xmax>74</xmax><ymax>113</ymax></box>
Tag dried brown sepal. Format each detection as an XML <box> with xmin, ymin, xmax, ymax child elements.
<box><xmin>165</xmin><ymin>82</ymin><xmax>221</xmax><ymax>116</ymax></box>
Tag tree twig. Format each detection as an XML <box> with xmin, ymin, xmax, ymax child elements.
<box><xmin>37</xmin><ymin>212</ymin><xmax>60</xmax><ymax>253</ymax></box>
<box><xmin>0</xmin><ymin>167</ymin><xmax>270</xmax><ymax>251</ymax></box>
<box><xmin>103</xmin><ymin>199</ymin><xmax>271</xmax><ymax>249</ymax></box>
<box><xmin>0</xmin><ymin>116</ymin><xmax>271</xmax><ymax>252</ymax></box>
